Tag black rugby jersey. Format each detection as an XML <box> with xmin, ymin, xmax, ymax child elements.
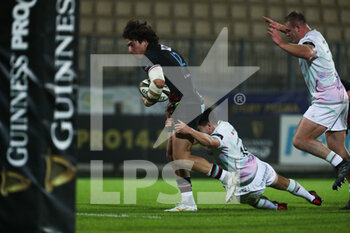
<box><xmin>142</xmin><ymin>43</ymin><xmax>201</xmax><ymax>104</ymax></box>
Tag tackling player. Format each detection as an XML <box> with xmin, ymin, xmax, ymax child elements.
<box><xmin>174</xmin><ymin>111</ymin><xmax>322</xmax><ymax>210</ymax></box>
<box><xmin>123</xmin><ymin>19</ymin><xmax>235</xmax><ymax>211</ymax></box>
<box><xmin>264</xmin><ymin>12</ymin><xmax>350</xmax><ymax>202</ymax></box>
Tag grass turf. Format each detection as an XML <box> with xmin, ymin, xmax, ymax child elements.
<box><xmin>76</xmin><ymin>178</ymin><xmax>350</xmax><ymax>233</ymax></box>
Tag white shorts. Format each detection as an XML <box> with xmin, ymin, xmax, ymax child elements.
<box><xmin>235</xmin><ymin>158</ymin><xmax>277</xmax><ymax>204</ymax></box>
<box><xmin>303</xmin><ymin>102</ymin><xmax>348</xmax><ymax>132</ymax></box>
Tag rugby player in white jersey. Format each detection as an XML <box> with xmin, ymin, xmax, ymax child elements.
<box><xmin>173</xmin><ymin>111</ymin><xmax>322</xmax><ymax>210</ymax></box>
<box><xmin>263</xmin><ymin>12</ymin><xmax>350</xmax><ymax>207</ymax></box>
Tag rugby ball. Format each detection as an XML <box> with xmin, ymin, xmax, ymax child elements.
<box><xmin>138</xmin><ymin>79</ymin><xmax>170</xmax><ymax>102</ymax></box>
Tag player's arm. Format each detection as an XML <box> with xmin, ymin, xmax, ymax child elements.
<box><xmin>267</xmin><ymin>27</ymin><xmax>317</xmax><ymax>61</ymax></box>
<box><xmin>143</xmin><ymin>64</ymin><xmax>165</xmax><ymax>107</ymax></box>
<box><xmin>165</xmin><ymin>118</ymin><xmax>199</xmax><ymax>144</ymax></box>
<box><xmin>174</xmin><ymin>120</ymin><xmax>220</xmax><ymax>148</ymax></box>
<box><xmin>263</xmin><ymin>16</ymin><xmax>287</xmax><ymax>33</ymax></box>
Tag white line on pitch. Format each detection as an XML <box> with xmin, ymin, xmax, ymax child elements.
<box><xmin>76</xmin><ymin>213</ymin><xmax>161</xmax><ymax>219</ymax></box>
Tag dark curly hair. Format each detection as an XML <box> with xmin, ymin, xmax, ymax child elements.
<box><xmin>285</xmin><ymin>11</ymin><xmax>307</xmax><ymax>27</ymax></box>
<box><xmin>122</xmin><ymin>19</ymin><xmax>159</xmax><ymax>45</ymax></box>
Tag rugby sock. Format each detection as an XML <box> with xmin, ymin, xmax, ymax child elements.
<box><xmin>325</xmin><ymin>151</ymin><xmax>343</xmax><ymax>167</ymax></box>
<box><xmin>176</xmin><ymin>177</ymin><xmax>195</xmax><ymax>205</ymax></box>
<box><xmin>207</xmin><ymin>164</ymin><xmax>227</xmax><ymax>182</ymax></box>
<box><xmin>286</xmin><ymin>179</ymin><xmax>314</xmax><ymax>202</ymax></box>
<box><xmin>254</xmin><ymin>198</ymin><xmax>278</xmax><ymax>210</ymax></box>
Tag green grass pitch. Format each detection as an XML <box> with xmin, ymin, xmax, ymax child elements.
<box><xmin>76</xmin><ymin>178</ymin><xmax>350</xmax><ymax>233</ymax></box>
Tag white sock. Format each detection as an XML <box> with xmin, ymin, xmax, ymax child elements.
<box><xmin>325</xmin><ymin>151</ymin><xmax>343</xmax><ymax>167</ymax></box>
<box><xmin>220</xmin><ymin>169</ymin><xmax>228</xmax><ymax>182</ymax></box>
<box><xmin>255</xmin><ymin>198</ymin><xmax>278</xmax><ymax>210</ymax></box>
<box><xmin>286</xmin><ymin>179</ymin><xmax>314</xmax><ymax>202</ymax></box>
<box><xmin>181</xmin><ymin>191</ymin><xmax>196</xmax><ymax>205</ymax></box>
<box><xmin>221</xmin><ymin>171</ymin><xmax>231</xmax><ymax>185</ymax></box>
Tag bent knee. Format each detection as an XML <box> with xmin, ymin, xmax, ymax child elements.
<box><xmin>292</xmin><ymin>136</ymin><xmax>305</xmax><ymax>150</ymax></box>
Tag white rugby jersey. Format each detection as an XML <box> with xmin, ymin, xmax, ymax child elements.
<box><xmin>298</xmin><ymin>29</ymin><xmax>347</xmax><ymax>104</ymax></box>
<box><xmin>209</xmin><ymin>121</ymin><xmax>258</xmax><ymax>186</ymax></box>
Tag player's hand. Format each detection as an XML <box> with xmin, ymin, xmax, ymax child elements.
<box><xmin>267</xmin><ymin>27</ymin><xmax>283</xmax><ymax>46</ymax></box>
<box><xmin>165</xmin><ymin>118</ymin><xmax>173</xmax><ymax>128</ymax></box>
<box><xmin>141</xmin><ymin>96</ymin><xmax>155</xmax><ymax>107</ymax></box>
<box><xmin>263</xmin><ymin>16</ymin><xmax>284</xmax><ymax>32</ymax></box>
<box><xmin>174</xmin><ymin>120</ymin><xmax>190</xmax><ymax>134</ymax></box>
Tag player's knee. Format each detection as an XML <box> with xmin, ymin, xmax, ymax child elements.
<box><xmin>292</xmin><ymin>136</ymin><xmax>304</xmax><ymax>150</ymax></box>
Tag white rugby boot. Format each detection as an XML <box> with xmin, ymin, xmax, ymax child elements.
<box><xmin>222</xmin><ymin>172</ymin><xmax>237</xmax><ymax>203</ymax></box>
<box><xmin>164</xmin><ymin>202</ymin><xmax>198</xmax><ymax>212</ymax></box>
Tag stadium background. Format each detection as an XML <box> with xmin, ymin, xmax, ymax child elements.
<box><xmin>78</xmin><ymin>0</ymin><xmax>350</xmax><ymax>176</ymax></box>
<box><xmin>1</xmin><ymin>0</ymin><xmax>349</xmax><ymax>232</ymax></box>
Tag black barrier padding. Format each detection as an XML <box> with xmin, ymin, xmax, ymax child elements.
<box><xmin>0</xmin><ymin>0</ymin><xmax>79</xmax><ymax>232</ymax></box>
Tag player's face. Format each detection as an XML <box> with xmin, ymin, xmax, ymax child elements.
<box><xmin>126</xmin><ymin>39</ymin><xmax>148</xmax><ymax>56</ymax></box>
<box><xmin>198</xmin><ymin>123</ymin><xmax>212</xmax><ymax>135</ymax></box>
<box><xmin>285</xmin><ymin>21</ymin><xmax>300</xmax><ymax>43</ymax></box>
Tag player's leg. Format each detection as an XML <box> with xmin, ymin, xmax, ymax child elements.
<box><xmin>164</xmin><ymin>133</ymin><xmax>197</xmax><ymax>212</ymax></box>
<box><xmin>326</xmin><ymin>130</ymin><xmax>350</xmax><ymax>160</ymax></box>
<box><xmin>293</xmin><ymin>117</ymin><xmax>348</xmax><ymax>171</ymax></box>
<box><xmin>293</xmin><ymin>117</ymin><xmax>331</xmax><ymax>159</ymax></box>
<box><xmin>235</xmin><ymin>158</ymin><xmax>287</xmax><ymax>210</ymax></box>
<box><xmin>166</xmin><ymin>132</ymin><xmax>173</xmax><ymax>162</ymax></box>
<box><xmin>325</xmin><ymin>102</ymin><xmax>350</xmax><ymax>190</ymax></box>
<box><xmin>326</xmin><ymin>130</ymin><xmax>350</xmax><ymax>207</ymax></box>
<box><xmin>238</xmin><ymin>190</ymin><xmax>287</xmax><ymax>210</ymax></box>
<box><xmin>295</xmin><ymin>103</ymin><xmax>350</xmax><ymax>190</ymax></box>
<box><xmin>172</xmin><ymin>133</ymin><xmax>236</xmax><ymax>202</ymax></box>
<box><xmin>172</xmin><ymin>133</ymin><xmax>212</xmax><ymax>172</ymax></box>
<box><xmin>270</xmin><ymin>174</ymin><xmax>322</xmax><ymax>206</ymax></box>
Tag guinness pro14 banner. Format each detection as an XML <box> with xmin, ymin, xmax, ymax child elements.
<box><xmin>0</xmin><ymin>0</ymin><xmax>79</xmax><ymax>232</ymax></box>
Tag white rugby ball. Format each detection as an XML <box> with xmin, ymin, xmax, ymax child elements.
<box><xmin>138</xmin><ymin>79</ymin><xmax>170</xmax><ymax>102</ymax></box>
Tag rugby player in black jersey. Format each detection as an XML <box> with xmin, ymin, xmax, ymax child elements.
<box><xmin>123</xmin><ymin>19</ymin><xmax>236</xmax><ymax>211</ymax></box>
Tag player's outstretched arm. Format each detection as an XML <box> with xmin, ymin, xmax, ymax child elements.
<box><xmin>263</xmin><ymin>16</ymin><xmax>287</xmax><ymax>33</ymax></box>
<box><xmin>267</xmin><ymin>27</ymin><xmax>316</xmax><ymax>61</ymax></box>
<box><xmin>174</xmin><ymin>120</ymin><xmax>220</xmax><ymax>148</ymax></box>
